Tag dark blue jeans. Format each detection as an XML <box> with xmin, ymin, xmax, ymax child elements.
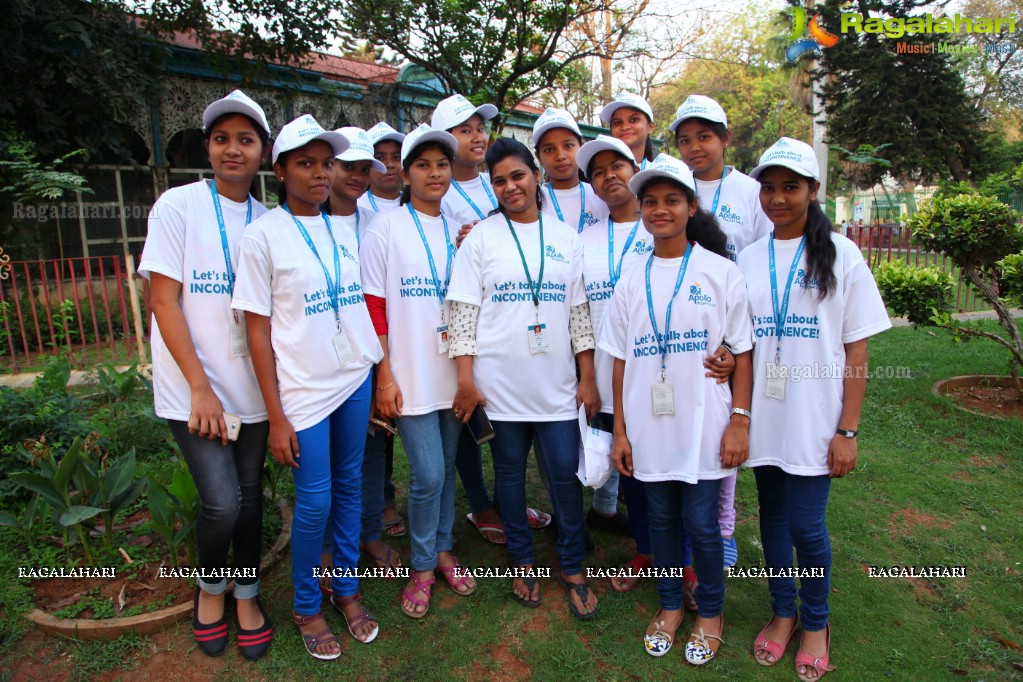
<box><xmin>169</xmin><ymin>419</ymin><xmax>268</xmax><ymax>599</ymax></box>
<box><xmin>455</xmin><ymin>427</ymin><xmax>493</xmax><ymax>515</ymax></box>
<box><xmin>489</xmin><ymin>419</ymin><xmax>585</xmax><ymax>575</ymax></box>
<box><xmin>645</xmin><ymin>478</ymin><xmax>723</xmax><ymax>617</ymax></box>
<box><xmin>753</xmin><ymin>465</ymin><xmax>832</xmax><ymax>631</ymax></box>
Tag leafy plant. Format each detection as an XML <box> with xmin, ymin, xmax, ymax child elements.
<box><xmin>94</xmin><ymin>363</ymin><xmax>149</xmax><ymax>403</ymax></box>
<box><xmin>72</xmin><ymin>441</ymin><xmax>145</xmax><ymax>548</ymax></box>
<box><xmin>147</xmin><ymin>458</ymin><xmax>199</xmax><ymax>567</ymax></box>
<box><xmin>874</xmin><ymin>260</ymin><xmax>955</xmax><ymax>326</ymax></box>
<box><xmin>0</xmin><ymin>494</ymin><xmax>42</xmax><ymax>545</ymax></box>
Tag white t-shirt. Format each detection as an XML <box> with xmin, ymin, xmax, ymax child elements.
<box><xmin>599</xmin><ymin>245</ymin><xmax>753</xmax><ymax>483</ymax></box>
<box><xmin>139</xmin><ymin>180</ymin><xmax>268</xmax><ymax>423</ymax></box>
<box><xmin>441</xmin><ymin>173</ymin><xmax>498</xmax><ymax>226</ymax></box>
<box><xmin>582</xmin><ymin>217</ymin><xmax>653</xmax><ymax>414</ymax></box>
<box><xmin>361</xmin><ymin>205</ymin><xmax>458</xmax><ymax>415</ymax></box>
<box><xmin>695</xmin><ymin>168</ymin><xmax>771</xmax><ymax>261</ymax></box>
<box><xmin>357</xmin><ymin>191</ymin><xmax>401</xmax><ymax>216</ymax></box>
<box><xmin>232</xmin><ymin>207</ymin><xmax>383</xmax><ymax>432</ymax></box>
<box><xmin>737</xmin><ymin>232</ymin><xmax>892</xmax><ymax>475</ymax></box>
<box><xmin>446</xmin><ymin>213</ymin><xmax>588</xmax><ymax>421</ymax></box>
<box><xmin>540</xmin><ymin>182</ymin><xmax>609</xmax><ymax>234</ymax></box>
<box><xmin>332</xmin><ymin>205</ymin><xmax>376</xmax><ymax>247</ymax></box>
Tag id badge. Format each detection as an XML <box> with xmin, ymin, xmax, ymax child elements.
<box><xmin>527</xmin><ymin>323</ymin><xmax>549</xmax><ymax>355</ymax></box>
<box><xmin>230</xmin><ymin>315</ymin><xmax>249</xmax><ymax>357</ymax></box>
<box><xmin>765</xmin><ymin>372</ymin><xmax>786</xmax><ymax>400</ymax></box>
<box><xmin>332</xmin><ymin>328</ymin><xmax>355</xmax><ymax>367</ymax></box>
<box><xmin>652</xmin><ymin>382</ymin><xmax>675</xmax><ymax>415</ymax></box>
<box><xmin>437</xmin><ymin>324</ymin><xmax>450</xmax><ymax>355</ymax></box>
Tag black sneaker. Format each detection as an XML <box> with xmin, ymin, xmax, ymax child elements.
<box><xmin>235</xmin><ymin>596</ymin><xmax>273</xmax><ymax>661</ymax></box>
<box><xmin>586</xmin><ymin>507</ymin><xmax>633</xmax><ymax>537</ymax></box>
<box><xmin>192</xmin><ymin>586</ymin><xmax>229</xmax><ymax>657</ymax></box>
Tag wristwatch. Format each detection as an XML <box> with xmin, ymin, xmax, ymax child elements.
<box><xmin>836</xmin><ymin>428</ymin><xmax>858</xmax><ymax>439</ymax></box>
<box><xmin>731</xmin><ymin>407</ymin><xmax>751</xmax><ymax>421</ymax></box>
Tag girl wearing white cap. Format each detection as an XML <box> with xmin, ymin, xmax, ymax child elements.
<box><xmin>140</xmin><ymin>90</ymin><xmax>273</xmax><ymax>660</ymax></box>
<box><xmin>361</xmin><ymin>124</ymin><xmax>479</xmax><ymax>619</ymax></box>
<box><xmin>603</xmin><ymin>153</ymin><xmax>752</xmax><ymax>666</ymax></box>
<box><xmin>357</xmin><ymin>122</ymin><xmax>405</xmax><ymax>216</ymax></box>
<box><xmin>671</xmin><ymin>94</ymin><xmax>772</xmax><ymax>569</ymax></box>
<box><xmin>232</xmin><ymin>115</ymin><xmax>384</xmax><ymax>660</ymax></box>
<box><xmin>446</xmin><ymin>137</ymin><xmax>600</xmax><ymax>619</ymax></box>
<box><xmin>329</xmin><ymin>126</ymin><xmax>401</xmax><ymax>577</ymax></box>
<box><xmin>532</xmin><ymin>107</ymin><xmax>609</xmax><ymax>234</ymax></box>
<box><xmin>738</xmin><ymin>137</ymin><xmax>890</xmax><ymax>680</ymax></box>
<box><xmin>601</xmin><ymin>93</ymin><xmax>657</xmax><ymax>170</ymax></box>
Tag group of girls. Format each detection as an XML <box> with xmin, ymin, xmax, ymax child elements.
<box><xmin>139</xmin><ymin>87</ymin><xmax>890</xmax><ymax>679</ymax></box>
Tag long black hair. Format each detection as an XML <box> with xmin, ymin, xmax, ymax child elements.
<box><xmin>483</xmin><ymin>137</ymin><xmax>544</xmax><ymax>216</ymax></box>
<box><xmin>636</xmin><ymin>177</ymin><xmax>729</xmax><ymax>259</ymax></box>
<box><xmin>802</xmin><ymin>198</ymin><xmax>838</xmax><ymax>301</ymax></box>
<box><xmin>399</xmin><ymin>140</ymin><xmax>455</xmax><ymax>206</ymax></box>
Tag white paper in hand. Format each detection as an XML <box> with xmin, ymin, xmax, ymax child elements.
<box><xmin>576</xmin><ymin>405</ymin><xmax>614</xmax><ymax>489</ymax></box>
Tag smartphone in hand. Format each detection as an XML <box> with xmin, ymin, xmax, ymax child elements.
<box><xmin>224</xmin><ymin>412</ymin><xmax>242</xmax><ymax>441</ymax></box>
<box><xmin>466</xmin><ymin>406</ymin><xmax>495</xmax><ymax>445</ymax></box>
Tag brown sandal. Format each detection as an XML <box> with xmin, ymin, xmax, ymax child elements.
<box><xmin>330</xmin><ymin>593</ymin><xmax>379</xmax><ymax>643</ymax></box>
<box><xmin>293</xmin><ymin>612</ymin><xmax>341</xmax><ymax>661</ymax></box>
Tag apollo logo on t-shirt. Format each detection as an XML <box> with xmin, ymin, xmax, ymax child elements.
<box><xmin>545</xmin><ymin>245</ymin><xmax>569</xmax><ymax>264</ymax></box>
<box><xmin>632</xmin><ymin>239</ymin><xmax>653</xmax><ymax>255</ymax></box>
<box><xmin>338</xmin><ymin>244</ymin><xmax>359</xmax><ymax>265</ymax></box>
<box><xmin>583</xmin><ymin>211</ymin><xmax>599</xmax><ymax>227</ymax></box>
<box><xmin>687</xmin><ymin>283</ymin><xmax>717</xmax><ymax>307</ymax></box>
<box><xmin>794</xmin><ymin>268</ymin><xmax>819</xmax><ymax>290</ymax></box>
<box><xmin>717</xmin><ymin>204</ymin><xmax>742</xmax><ymax>224</ymax></box>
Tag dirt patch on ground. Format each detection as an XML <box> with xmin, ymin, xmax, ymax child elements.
<box><xmin>945</xmin><ymin>381</ymin><xmax>1023</xmax><ymax>419</ymax></box>
<box><xmin>888</xmin><ymin>508</ymin><xmax>952</xmax><ymax>536</ymax></box>
<box><xmin>31</xmin><ymin>562</ymin><xmax>192</xmax><ymax>620</ymax></box>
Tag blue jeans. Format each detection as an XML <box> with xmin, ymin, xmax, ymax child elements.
<box><xmin>456</xmin><ymin>427</ymin><xmax>494</xmax><ymax>515</ymax></box>
<box><xmin>169</xmin><ymin>420</ymin><xmax>268</xmax><ymax>599</ymax></box>
<box><xmin>361</xmin><ymin>428</ymin><xmax>388</xmax><ymax>543</ymax></box>
<box><xmin>753</xmin><ymin>466</ymin><xmax>832</xmax><ymax>631</ymax></box>
<box><xmin>490</xmin><ymin>419</ymin><xmax>585</xmax><ymax>574</ymax></box>
<box><xmin>292</xmin><ymin>376</ymin><xmax>371</xmax><ymax>615</ymax></box>
<box><xmin>645</xmin><ymin>479</ymin><xmax>723</xmax><ymax>617</ymax></box>
<box><xmin>396</xmin><ymin>409</ymin><xmax>462</xmax><ymax>571</ymax></box>
<box><xmin>384</xmin><ymin>436</ymin><xmax>396</xmax><ymax>507</ymax></box>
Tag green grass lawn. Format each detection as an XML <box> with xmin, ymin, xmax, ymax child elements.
<box><xmin>2</xmin><ymin>324</ymin><xmax>1022</xmax><ymax>680</ymax></box>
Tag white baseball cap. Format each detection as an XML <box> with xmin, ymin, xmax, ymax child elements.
<box><xmin>431</xmin><ymin>94</ymin><xmax>498</xmax><ymax>132</ymax></box>
<box><xmin>401</xmin><ymin>124</ymin><xmax>459</xmax><ymax>165</ymax></box>
<box><xmin>336</xmin><ymin>127</ymin><xmax>386</xmax><ymax>172</ymax></box>
<box><xmin>628</xmin><ymin>153</ymin><xmax>696</xmax><ymax>196</ymax></box>
<box><xmin>575</xmin><ymin>135</ymin><xmax>637</xmax><ymax>179</ymax></box>
<box><xmin>669</xmin><ymin>95</ymin><xmax>728</xmax><ymax>133</ymax></box>
<box><xmin>366</xmin><ymin>122</ymin><xmax>406</xmax><ymax>147</ymax></box>
<box><xmin>600</xmin><ymin>93</ymin><xmax>654</xmax><ymax>126</ymax></box>
<box><xmin>202</xmin><ymin>90</ymin><xmax>271</xmax><ymax>137</ymax></box>
<box><xmin>271</xmin><ymin>114</ymin><xmax>349</xmax><ymax>165</ymax></box>
<box><xmin>749</xmin><ymin>137</ymin><xmax>820</xmax><ymax>182</ymax></box>
<box><xmin>532</xmin><ymin>108</ymin><xmax>582</xmax><ymax>146</ymax></box>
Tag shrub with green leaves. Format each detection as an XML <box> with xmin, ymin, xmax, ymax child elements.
<box><xmin>874</xmin><ymin>260</ymin><xmax>955</xmax><ymax>326</ymax></box>
<box><xmin>908</xmin><ymin>193</ymin><xmax>1023</xmax><ymax>271</ymax></box>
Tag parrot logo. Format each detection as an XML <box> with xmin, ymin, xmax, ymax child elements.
<box><xmin>783</xmin><ymin>6</ymin><xmax>841</xmax><ymax>62</ymax></box>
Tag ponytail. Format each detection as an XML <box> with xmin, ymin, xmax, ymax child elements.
<box><xmin>643</xmin><ymin>136</ymin><xmax>655</xmax><ymax>162</ymax></box>
<box><xmin>636</xmin><ymin>178</ymin><xmax>729</xmax><ymax>258</ymax></box>
<box><xmin>803</xmin><ymin>201</ymin><xmax>837</xmax><ymax>301</ymax></box>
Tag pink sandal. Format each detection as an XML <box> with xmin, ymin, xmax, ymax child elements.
<box><xmin>401</xmin><ymin>574</ymin><xmax>435</xmax><ymax>619</ymax></box>
<box><xmin>611</xmin><ymin>553</ymin><xmax>651</xmax><ymax>593</ymax></box>
<box><xmin>526</xmin><ymin>507</ymin><xmax>551</xmax><ymax>529</ymax></box>
<box><xmin>753</xmin><ymin>615</ymin><xmax>798</xmax><ymax>666</ymax></box>
<box><xmin>795</xmin><ymin>624</ymin><xmax>836</xmax><ymax>681</ymax></box>
<box><xmin>437</xmin><ymin>556</ymin><xmax>476</xmax><ymax>596</ymax></box>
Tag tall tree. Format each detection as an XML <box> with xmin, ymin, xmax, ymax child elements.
<box><xmin>810</xmin><ymin>0</ymin><xmax>986</xmax><ymax>183</ymax></box>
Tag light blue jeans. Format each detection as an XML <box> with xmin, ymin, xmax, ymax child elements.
<box><xmin>396</xmin><ymin>409</ymin><xmax>462</xmax><ymax>571</ymax></box>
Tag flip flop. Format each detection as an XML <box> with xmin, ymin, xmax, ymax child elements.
<box><xmin>556</xmin><ymin>573</ymin><xmax>598</xmax><ymax>621</ymax></box>
<box><xmin>466</xmin><ymin>512</ymin><xmax>507</xmax><ymax>545</ymax></box>
<box><xmin>512</xmin><ymin>572</ymin><xmax>542</xmax><ymax>608</ymax></box>
<box><xmin>361</xmin><ymin>543</ymin><xmax>402</xmax><ymax>577</ymax></box>
<box><xmin>382</xmin><ymin>509</ymin><xmax>407</xmax><ymax>537</ymax></box>
<box><xmin>526</xmin><ymin>507</ymin><xmax>552</xmax><ymax>529</ymax></box>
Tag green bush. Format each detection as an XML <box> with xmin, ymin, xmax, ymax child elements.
<box><xmin>908</xmin><ymin>193</ymin><xmax>1023</xmax><ymax>271</ymax></box>
<box><xmin>874</xmin><ymin>260</ymin><xmax>955</xmax><ymax>326</ymax></box>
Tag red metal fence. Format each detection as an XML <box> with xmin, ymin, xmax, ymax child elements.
<box><xmin>0</xmin><ymin>256</ymin><xmax>149</xmax><ymax>373</ymax></box>
<box><xmin>846</xmin><ymin>224</ymin><xmax>980</xmax><ymax>312</ymax></box>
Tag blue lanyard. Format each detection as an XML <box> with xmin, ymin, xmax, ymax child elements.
<box><xmin>283</xmin><ymin>204</ymin><xmax>343</xmax><ymax>329</ymax></box>
<box><xmin>208</xmin><ymin>180</ymin><xmax>252</xmax><ymax>296</ymax></box>
<box><xmin>710</xmin><ymin>166</ymin><xmax>729</xmax><ymax>217</ymax></box>
<box><xmin>768</xmin><ymin>233</ymin><xmax>807</xmax><ymax>360</ymax></box>
<box><xmin>640</xmin><ymin>157</ymin><xmax>648</xmax><ymax>170</ymax></box>
<box><xmin>547</xmin><ymin>183</ymin><xmax>587</xmax><ymax>234</ymax></box>
<box><xmin>367</xmin><ymin>190</ymin><xmax>379</xmax><ymax>213</ymax></box>
<box><xmin>407</xmin><ymin>204</ymin><xmax>453</xmax><ymax>318</ymax></box>
<box><xmin>644</xmin><ymin>243</ymin><xmax>693</xmax><ymax>380</ymax></box>
<box><xmin>452</xmin><ymin>179</ymin><xmax>498</xmax><ymax>220</ymax></box>
<box><xmin>608</xmin><ymin>217</ymin><xmax>641</xmax><ymax>289</ymax></box>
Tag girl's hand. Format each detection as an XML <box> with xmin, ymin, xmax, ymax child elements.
<box><xmin>611</xmin><ymin>433</ymin><xmax>633</xmax><ymax>477</ymax></box>
<box><xmin>704</xmin><ymin>345</ymin><xmax>735</xmax><ymax>384</ymax></box>
<box><xmin>188</xmin><ymin>385</ymin><xmax>228</xmax><ymax>445</ymax></box>
<box><xmin>455</xmin><ymin>220</ymin><xmax>479</xmax><ymax>248</ymax></box>
<box><xmin>827</xmin><ymin>434</ymin><xmax>858</xmax><ymax>477</ymax></box>
<box><xmin>452</xmin><ymin>381</ymin><xmax>486</xmax><ymax>424</ymax></box>
<box><xmin>576</xmin><ymin>376</ymin><xmax>601</xmax><ymax>420</ymax></box>
<box><xmin>719</xmin><ymin>420</ymin><xmax>749</xmax><ymax>468</ymax></box>
<box><xmin>376</xmin><ymin>381</ymin><xmax>403</xmax><ymax>420</ymax></box>
<box><xmin>269</xmin><ymin>418</ymin><xmax>300</xmax><ymax>468</ymax></box>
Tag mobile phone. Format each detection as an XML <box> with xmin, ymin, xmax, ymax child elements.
<box><xmin>370</xmin><ymin>417</ymin><xmax>399</xmax><ymax>436</ymax></box>
<box><xmin>223</xmin><ymin>412</ymin><xmax>242</xmax><ymax>441</ymax></box>
<box><xmin>466</xmin><ymin>406</ymin><xmax>495</xmax><ymax>445</ymax></box>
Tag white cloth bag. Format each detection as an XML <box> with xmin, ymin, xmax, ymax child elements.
<box><xmin>576</xmin><ymin>405</ymin><xmax>614</xmax><ymax>489</ymax></box>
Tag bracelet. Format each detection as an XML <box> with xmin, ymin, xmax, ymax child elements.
<box><xmin>731</xmin><ymin>407</ymin><xmax>751</xmax><ymax>421</ymax></box>
<box><xmin>377</xmin><ymin>379</ymin><xmax>397</xmax><ymax>391</ymax></box>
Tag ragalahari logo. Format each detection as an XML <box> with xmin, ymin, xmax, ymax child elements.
<box><xmin>784</xmin><ymin>6</ymin><xmax>841</xmax><ymax>62</ymax></box>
